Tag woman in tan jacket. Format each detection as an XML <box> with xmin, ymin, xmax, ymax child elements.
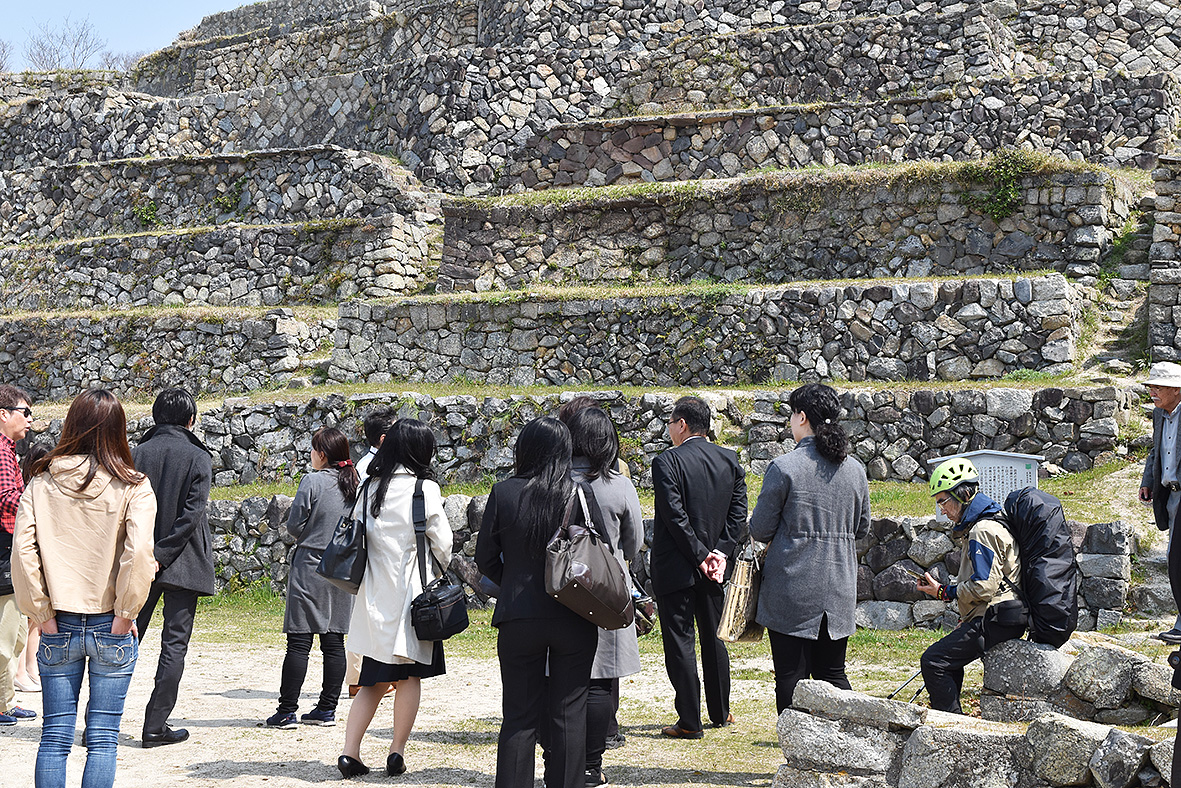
<box><xmin>13</xmin><ymin>388</ymin><xmax>156</xmax><ymax>788</ymax></box>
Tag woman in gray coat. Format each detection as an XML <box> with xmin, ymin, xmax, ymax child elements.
<box><xmin>749</xmin><ymin>383</ymin><xmax>871</xmax><ymax>713</ymax></box>
<box><xmin>266</xmin><ymin>427</ymin><xmax>358</xmax><ymax>729</ymax></box>
<box><xmin>566</xmin><ymin>406</ymin><xmax>642</xmax><ymax>787</ymax></box>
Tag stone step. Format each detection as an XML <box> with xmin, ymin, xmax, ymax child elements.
<box><xmin>22</xmin><ymin>384</ymin><xmax>1141</xmax><ymax>488</ymax></box>
<box><xmin>0</xmin><ymin>214</ymin><xmax>437</xmax><ymax>310</ymax></box>
<box><xmin>0</xmin><ymin>306</ymin><xmax>334</xmax><ymax>401</ymax></box>
<box><xmin>442</xmin><ymin>161</ymin><xmax>1142</xmax><ymax>292</ymax></box>
<box><xmin>327</xmin><ymin>274</ymin><xmax>1082</xmax><ymax>389</ymax></box>
<box><xmin>502</xmin><ymin>72</ymin><xmax>1181</xmax><ymax>190</ymax></box>
<box><xmin>0</xmin><ymin>145</ymin><xmax>435</xmax><ymax>244</ymax></box>
<box><xmin>133</xmin><ymin>0</ymin><xmax>477</xmax><ymax>97</ymax></box>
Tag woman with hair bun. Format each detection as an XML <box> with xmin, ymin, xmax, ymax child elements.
<box><xmin>748</xmin><ymin>383</ymin><xmax>871</xmax><ymax>712</ymax></box>
<box><xmin>266</xmin><ymin>426</ymin><xmax>358</xmax><ymax>730</ymax></box>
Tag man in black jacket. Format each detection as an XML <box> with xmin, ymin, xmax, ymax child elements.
<box><xmin>651</xmin><ymin>396</ymin><xmax>747</xmax><ymax>738</ymax></box>
<box><xmin>133</xmin><ymin>388</ymin><xmax>214</xmax><ymax>748</ymax></box>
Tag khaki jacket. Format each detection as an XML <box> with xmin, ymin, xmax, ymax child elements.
<box><xmin>952</xmin><ymin>516</ymin><xmax>1021</xmax><ymax>621</ymax></box>
<box><xmin>13</xmin><ymin>456</ymin><xmax>157</xmax><ymax>625</ymax></box>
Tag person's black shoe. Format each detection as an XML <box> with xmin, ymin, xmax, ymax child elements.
<box><xmin>1156</xmin><ymin>628</ymin><xmax>1181</xmax><ymax>644</ymax></box>
<box><xmin>143</xmin><ymin>726</ymin><xmax>190</xmax><ymax>748</ymax></box>
<box><xmin>585</xmin><ymin>767</ymin><xmax>609</xmax><ymax>786</ymax></box>
<box><xmin>604</xmin><ymin>732</ymin><xmax>625</xmax><ymax>750</ymax></box>
<box><xmin>337</xmin><ymin>755</ymin><xmax>370</xmax><ymax>778</ymax></box>
<box><xmin>387</xmin><ymin>752</ymin><xmax>406</xmax><ymax>776</ymax></box>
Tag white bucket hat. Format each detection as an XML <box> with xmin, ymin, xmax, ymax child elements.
<box><xmin>1146</xmin><ymin>362</ymin><xmax>1181</xmax><ymax>388</ymax></box>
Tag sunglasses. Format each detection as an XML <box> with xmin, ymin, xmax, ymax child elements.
<box><xmin>4</xmin><ymin>407</ymin><xmax>32</xmax><ymax>419</ymax></box>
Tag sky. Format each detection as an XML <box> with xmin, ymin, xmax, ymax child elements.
<box><xmin>2</xmin><ymin>0</ymin><xmax>242</xmax><ymax>70</ymax></box>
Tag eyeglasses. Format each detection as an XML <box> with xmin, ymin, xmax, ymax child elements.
<box><xmin>934</xmin><ymin>496</ymin><xmax>954</xmax><ymax>509</ymax></box>
<box><xmin>3</xmin><ymin>407</ymin><xmax>32</xmax><ymax>420</ymax></box>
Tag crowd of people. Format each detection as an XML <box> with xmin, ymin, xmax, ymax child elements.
<box><xmin>4</xmin><ymin>370</ymin><xmax>1181</xmax><ymax>787</ymax></box>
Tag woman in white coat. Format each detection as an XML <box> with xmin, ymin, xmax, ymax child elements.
<box><xmin>338</xmin><ymin>419</ymin><xmax>453</xmax><ymax>779</ymax></box>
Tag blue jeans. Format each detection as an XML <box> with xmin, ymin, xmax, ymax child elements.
<box><xmin>36</xmin><ymin>612</ymin><xmax>138</xmax><ymax>788</ymax></box>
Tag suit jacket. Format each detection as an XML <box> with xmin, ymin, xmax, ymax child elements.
<box><xmin>475</xmin><ymin>476</ymin><xmax>606</xmax><ymax>626</ymax></box>
<box><xmin>650</xmin><ymin>436</ymin><xmax>748</xmax><ymax>596</ymax></box>
<box><xmin>132</xmin><ymin>424</ymin><xmax>215</xmax><ymax>596</ymax></box>
<box><xmin>1142</xmin><ymin>407</ymin><xmax>1181</xmax><ymax>532</ymax></box>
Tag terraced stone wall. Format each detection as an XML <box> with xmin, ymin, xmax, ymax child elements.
<box><xmin>1150</xmin><ymin>155</ymin><xmax>1181</xmax><ymax>361</ymax></box>
<box><xmin>134</xmin><ymin>1</ymin><xmax>478</xmax><ymax>97</ymax></box>
<box><xmin>0</xmin><ymin>309</ymin><xmax>331</xmax><ymax>400</ymax></box>
<box><xmin>178</xmin><ymin>0</ymin><xmax>388</xmax><ymax>41</ymax></box>
<box><xmin>1</xmin><ymin>215</ymin><xmax>430</xmax><ymax>310</ymax></box>
<box><xmin>506</xmin><ymin>73</ymin><xmax>1181</xmax><ymax>189</ymax></box>
<box><xmin>443</xmin><ymin>170</ymin><xmax>1137</xmax><ymax>290</ymax></box>
<box><xmin>0</xmin><ymin>147</ymin><xmax>429</xmax><ymax>244</ymax></box>
<box><xmin>613</xmin><ymin>7</ymin><xmax>1025</xmax><ymax>115</ymax></box>
<box><xmin>1013</xmin><ymin>0</ymin><xmax>1181</xmax><ymax>76</ymax></box>
<box><xmin>328</xmin><ymin>275</ymin><xmax>1080</xmax><ymax>389</ymax></box>
<box><xmin>0</xmin><ymin>72</ymin><xmax>126</xmax><ymax>103</ymax></box>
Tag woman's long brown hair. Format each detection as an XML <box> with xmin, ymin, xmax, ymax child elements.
<box><xmin>32</xmin><ymin>389</ymin><xmax>143</xmax><ymax>490</ymax></box>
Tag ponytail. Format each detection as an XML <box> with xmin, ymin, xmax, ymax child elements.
<box><xmin>788</xmin><ymin>383</ymin><xmax>848</xmax><ymax>465</ymax></box>
<box><xmin>311</xmin><ymin>427</ymin><xmax>359</xmax><ymax>506</ymax></box>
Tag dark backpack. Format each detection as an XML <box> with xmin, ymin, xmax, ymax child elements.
<box><xmin>1002</xmin><ymin>487</ymin><xmax>1079</xmax><ymax>648</ymax></box>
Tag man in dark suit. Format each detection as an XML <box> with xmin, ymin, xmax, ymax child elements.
<box><xmin>133</xmin><ymin>388</ymin><xmax>214</xmax><ymax>748</ymax></box>
<box><xmin>1140</xmin><ymin>362</ymin><xmax>1181</xmax><ymax>643</ymax></box>
<box><xmin>651</xmin><ymin>396</ymin><xmax>747</xmax><ymax>738</ymax></box>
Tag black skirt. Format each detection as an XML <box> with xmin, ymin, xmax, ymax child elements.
<box><xmin>358</xmin><ymin>641</ymin><xmax>446</xmax><ymax>684</ymax></box>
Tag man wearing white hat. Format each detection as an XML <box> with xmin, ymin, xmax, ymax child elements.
<box><xmin>1140</xmin><ymin>361</ymin><xmax>1181</xmax><ymax>643</ymax></box>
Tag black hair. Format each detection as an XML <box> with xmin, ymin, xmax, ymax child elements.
<box><xmin>951</xmin><ymin>481</ymin><xmax>979</xmax><ymax>506</ymax></box>
<box><xmin>557</xmin><ymin>395</ymin><xmax>597</xmax><ymax>426</ymax></box>
<box><xmin>671</xmin><ymin>396</ymin><xmax>710</xmax><ymax>435</ymax></box>
<box><xmin>369</xmin><ymin>419</ymin><xmax>438</xmax><ymax>518</ymax></box>
<box><xmin>20</xmin><ymin>442</ymin><xmax>51</xmax><ymax>485</ymax></box>
<box><xmin>789</xmin><ymin>383</ymin><xmax>848</xmax><ymax>465</ymax></box>
<box><xmin>567</xmin><ymin>406</ymin><xmax>619</xmax><ymax>482</ymax></box>
<box><xmin>152</xmin><ymin>387</ymin><xmax>197</xmax><ymax>427</ymax></box>
<box><xmin>362</xmin><ymin>407</ymin><xmax>399</xmax><ymax>449</ymax></box>
<box><xmin>312</xmin><ymin>427</ymin><xmax>359</xmax><ymax>506</ymax></box>
<box><xmin>514</xmin><ymin>417</ymin><xmax>573</xmax><ymax>558</ymax></box>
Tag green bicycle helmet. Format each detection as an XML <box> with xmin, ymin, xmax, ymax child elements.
<box><xmin>929</xmin><ymin>457</ymin><xmax>979</xmax><ymax>500</ymax></box>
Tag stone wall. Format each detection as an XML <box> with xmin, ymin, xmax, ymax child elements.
<box><xmin>178</xmin><ymin>385</ymin><xmax>1140</xmax><ymax>489</ymax></box>
<box><xmin>0</xmin><ymin>309</ymin><xmax>331</xmax><ymax>401</ymax></box>
<box><xmin>1014</xmin><ymin>0</ymin><xmax>1181</xmax><ymax>77</ymax></box>
<box><xmin>613</xmin><ymin>7</ymin><xmax>1026</xmax><ymax>115</ymax></box>
<box><xmin>134</xmin><ymin>1</ymin><xmax>477</xmax><ymax>97</ymax></box>
<box><xmin>777</xmin><ymin>681</ymin><xmax>1174</xmax><ymax>788</ymax></box>
<box><xmin>855</xmin><ymin>517</ymin><xmax>1135</xmax><ymax>636</ymax></box>
<box><xmin>178</xmin><ymin>0</ymin><xmax>390</xmax><ymax>42</ymax></box>
<box><xmin>443</xmin><ymin>168</ymin><xmax>1138</xmax><ymax>291</ymax></box>
<box><xmin>0</xmin><ymin>146</ymin><xmax>431</xmax><ymax>244</ymax></box>
<box><xmin>983</xmin><ymin>637</ymin><xmax>1178</xmax><ymax>726</ymax></box>
<box><xmin>1150</xmin><ymin>155</ymin><xmax>1181</xmax><ymax>361</ymax></box>
<box><xmin>0</xmin><ymin>72</ymin><xmax>126</xmax><ymax>103</ymax></box>
<box><xmin>328</xmin><ymin>276</ymin><xmax>1083</xmax><ymax>388</ymax></box>
<box><xmin>0</xmin><ymin>214</ymin><xmax>432</xmax><ymax>310</ymax></box>
<box><xmin>504</xmin><ymin>72</ymin><xmax>1181</xmax><ymax>189</ymax></box>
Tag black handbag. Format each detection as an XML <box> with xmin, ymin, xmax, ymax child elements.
<box><xmin>315</xmin><ymin>477</ymin><xmax>372</xmax><ymax>595</ymax></box>
<box><xmin>545</xmin><ymin>485</ymin><xmax>634</xmax><ymax>630</ymax></box>
<box><xmin>409</xmin><ymin>479</ymin><xmax>469</xmax><ymax>641</ymax></box>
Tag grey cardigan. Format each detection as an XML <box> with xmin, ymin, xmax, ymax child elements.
<box><xmin>748</xmin><ymin>437</ymin><xmax>871</xmax><ymax>640</ymax></box>
<box><xmin>284</xmin><ymin>469</ymin><xmax>355</xmax><ymax>634</ymax></box>
<box><xmin>574</xmin><ymin>458</ymin><xmax>643</xmax><ymax>680</ymax></box>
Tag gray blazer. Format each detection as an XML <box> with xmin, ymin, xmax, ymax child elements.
<box><xmin>1141</xmin><ymin>407</ymin><xmax>1180</xmax><ymax>532</ymax></box>
<box><xmin>749</xmin><ymin>437</ymin><xmax>871</xmax><ymax>640</ymax></box>
<box><xmin>284</xmin><ymin>469</ymin><xmax>355</xmax><ymax>634</ymax></box>
<box><xmin>574</xmin><ymin>458</ymin><xmax>643</xmax><ymax>680</ymax></box>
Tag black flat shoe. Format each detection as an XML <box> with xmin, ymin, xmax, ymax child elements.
<box><xmin>387</xmin><ymin>752</ymin><xmax>406</xmax><ymax>776</ymax></box>
<box><xmin>338</xmin><ymin>755</ymin><xmax>370</xmax><ymax>778</ymax></box>
<box><xmin>143</xmin><ymin>726</ymin><xmax>190</xmax><ymax>748</ymax></box>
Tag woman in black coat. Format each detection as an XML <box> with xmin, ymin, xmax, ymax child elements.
<box><xmin>476</xmin><ymin>417</ymin><xmax>599</xmax><ymax>788</ymax></box>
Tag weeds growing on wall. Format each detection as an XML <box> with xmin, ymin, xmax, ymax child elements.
<box><xmin>957</xmin><ymin>148</ymin><xmax>1047</xmax><ymax>222</ymax></box>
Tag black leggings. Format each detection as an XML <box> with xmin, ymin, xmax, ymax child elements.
<box><xmin>277</xmin><ymin>632</ymin><xmax>346</xmax><ymax>714</ymax></box>
<box><xmin>767</xmin><ymin>615</ymin><xmax>852</xmax><ymax>713</ymax></box>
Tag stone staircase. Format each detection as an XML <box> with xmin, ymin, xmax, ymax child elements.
<box><xmin>3</xmin><ymin>0</ymin><xmax>1181</xmax><ymax>622</ymax></box>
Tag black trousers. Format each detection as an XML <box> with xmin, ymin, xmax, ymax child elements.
<box><xmin>495</xmin><ymin>617</ymin><xmax>597</xmax><ymax>788</ymax></box>
<box><xmin>277</xmin><ymin>632</ymin><xmax>346</xmax><ymax>714</ymax></box>
<box><xmin>767</xmin><ymin>615</ymin><xmax>852</xmax><ymax>714</ymax></box>
<box><xmin>136</xmin><ymin>585</ymin><xmax>199</xmax><ymax>735</ymax></box>
<box><xmin>585</xmin><ymin>678</ymin><xmax>614</xmax><ymax>772</ymax></box>
<box><xmin>920</xmin><ymin>615</ymin><xmax>1022</xmax><ymax>714</ymax></box>
<box><xmin>1168</xmin><ymin>491</ymin><xmax>1181</xmax><ymax>620</ymax></box>
<box><xmin>656</xmin><ymin>581</ymin><xmax>730</xmax><ymax>731</ymax></box>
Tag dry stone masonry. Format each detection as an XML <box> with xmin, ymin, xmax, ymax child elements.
<box><xmin>1151</xmin><ymin>156</ymin><xmax>1181</xmax><ymax>361</ymax></box>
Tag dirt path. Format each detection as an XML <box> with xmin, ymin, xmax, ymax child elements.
<box><xmin>0</xmin><ymin>637</ymin><xmax>786</xmax><ymax>788</ymax></box>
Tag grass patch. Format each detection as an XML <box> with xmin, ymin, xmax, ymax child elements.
<box><xmin>869</xmin><ymin>480</ymin><xmax>935</xmax><ymax>518</ymax></box>
<box><xmin>209</xmin><ymin>480</ymin><xmax>300</xmax><ymax>501</ymax></box>
<box><xmin>192</xmin><ymin>581</ymin><xmax>287</xmax><ymax>646</ymax></box>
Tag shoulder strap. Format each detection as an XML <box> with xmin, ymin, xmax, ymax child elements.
<box><xmin>413</xmin><ymin>479</ymin><xmax>429</xmax><ymax>587</ymax></box>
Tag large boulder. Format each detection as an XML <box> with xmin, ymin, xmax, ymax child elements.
<box><xmin>1063</xmin><ymin>644</ymin><xmax>1137</xmax><ymax>709</ymax></box>
<box><xmin>772</xmin><ymin>765</ymin><xmax>888</xmax><ymax>788</ymax></box>
<box><xmin>1149</xmin><ymin>738</ymin><xmax>1174</xmax><ymax>782</ymax></box>
<box><xmin>983</xmin><ymin>639</ymin><xmax>1074</xmax><ymax>697</ymax></box>
<box><xmin>791</xmin><ymin>680</ymin><xmax>926</xmax><ymax>732</ymax></box>
<box><xmin>898</xmin><ymin>724</ymin><xmax>1026</xmax><ymax>788</ymax></box>
<box><xmin>1026</xmin><ymin>713</ymin><xmax>1111</xmax><ymax>786</ymax></box>
<box><xmin>1132</xmin><ymin>660</ymin><xmax>1181</xmax><ymax>706</ymax></box>
<box><xmin>979</xmin><ymin>694</ymin><xmax>1056</xmax><ymax>723</ymax></box>
<box><xmin>856</xmin><ymin>601</ymin><xmax>913</xmax><ymax>630</ymax></box>
<box><xmin>777</xmin><ymin>709</ymin><xmax>905</xmax><ymax>778</ymax></box>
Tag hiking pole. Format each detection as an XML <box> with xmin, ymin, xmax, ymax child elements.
<box><xmin>887</xmin><ymin>669</ymin><xmax>923</xmax><ymax>700</ymax></box>
<box><xmin>908</xmin><ymin>682</ymin><xmax>925</xmax><ymax>703</ymax></box>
